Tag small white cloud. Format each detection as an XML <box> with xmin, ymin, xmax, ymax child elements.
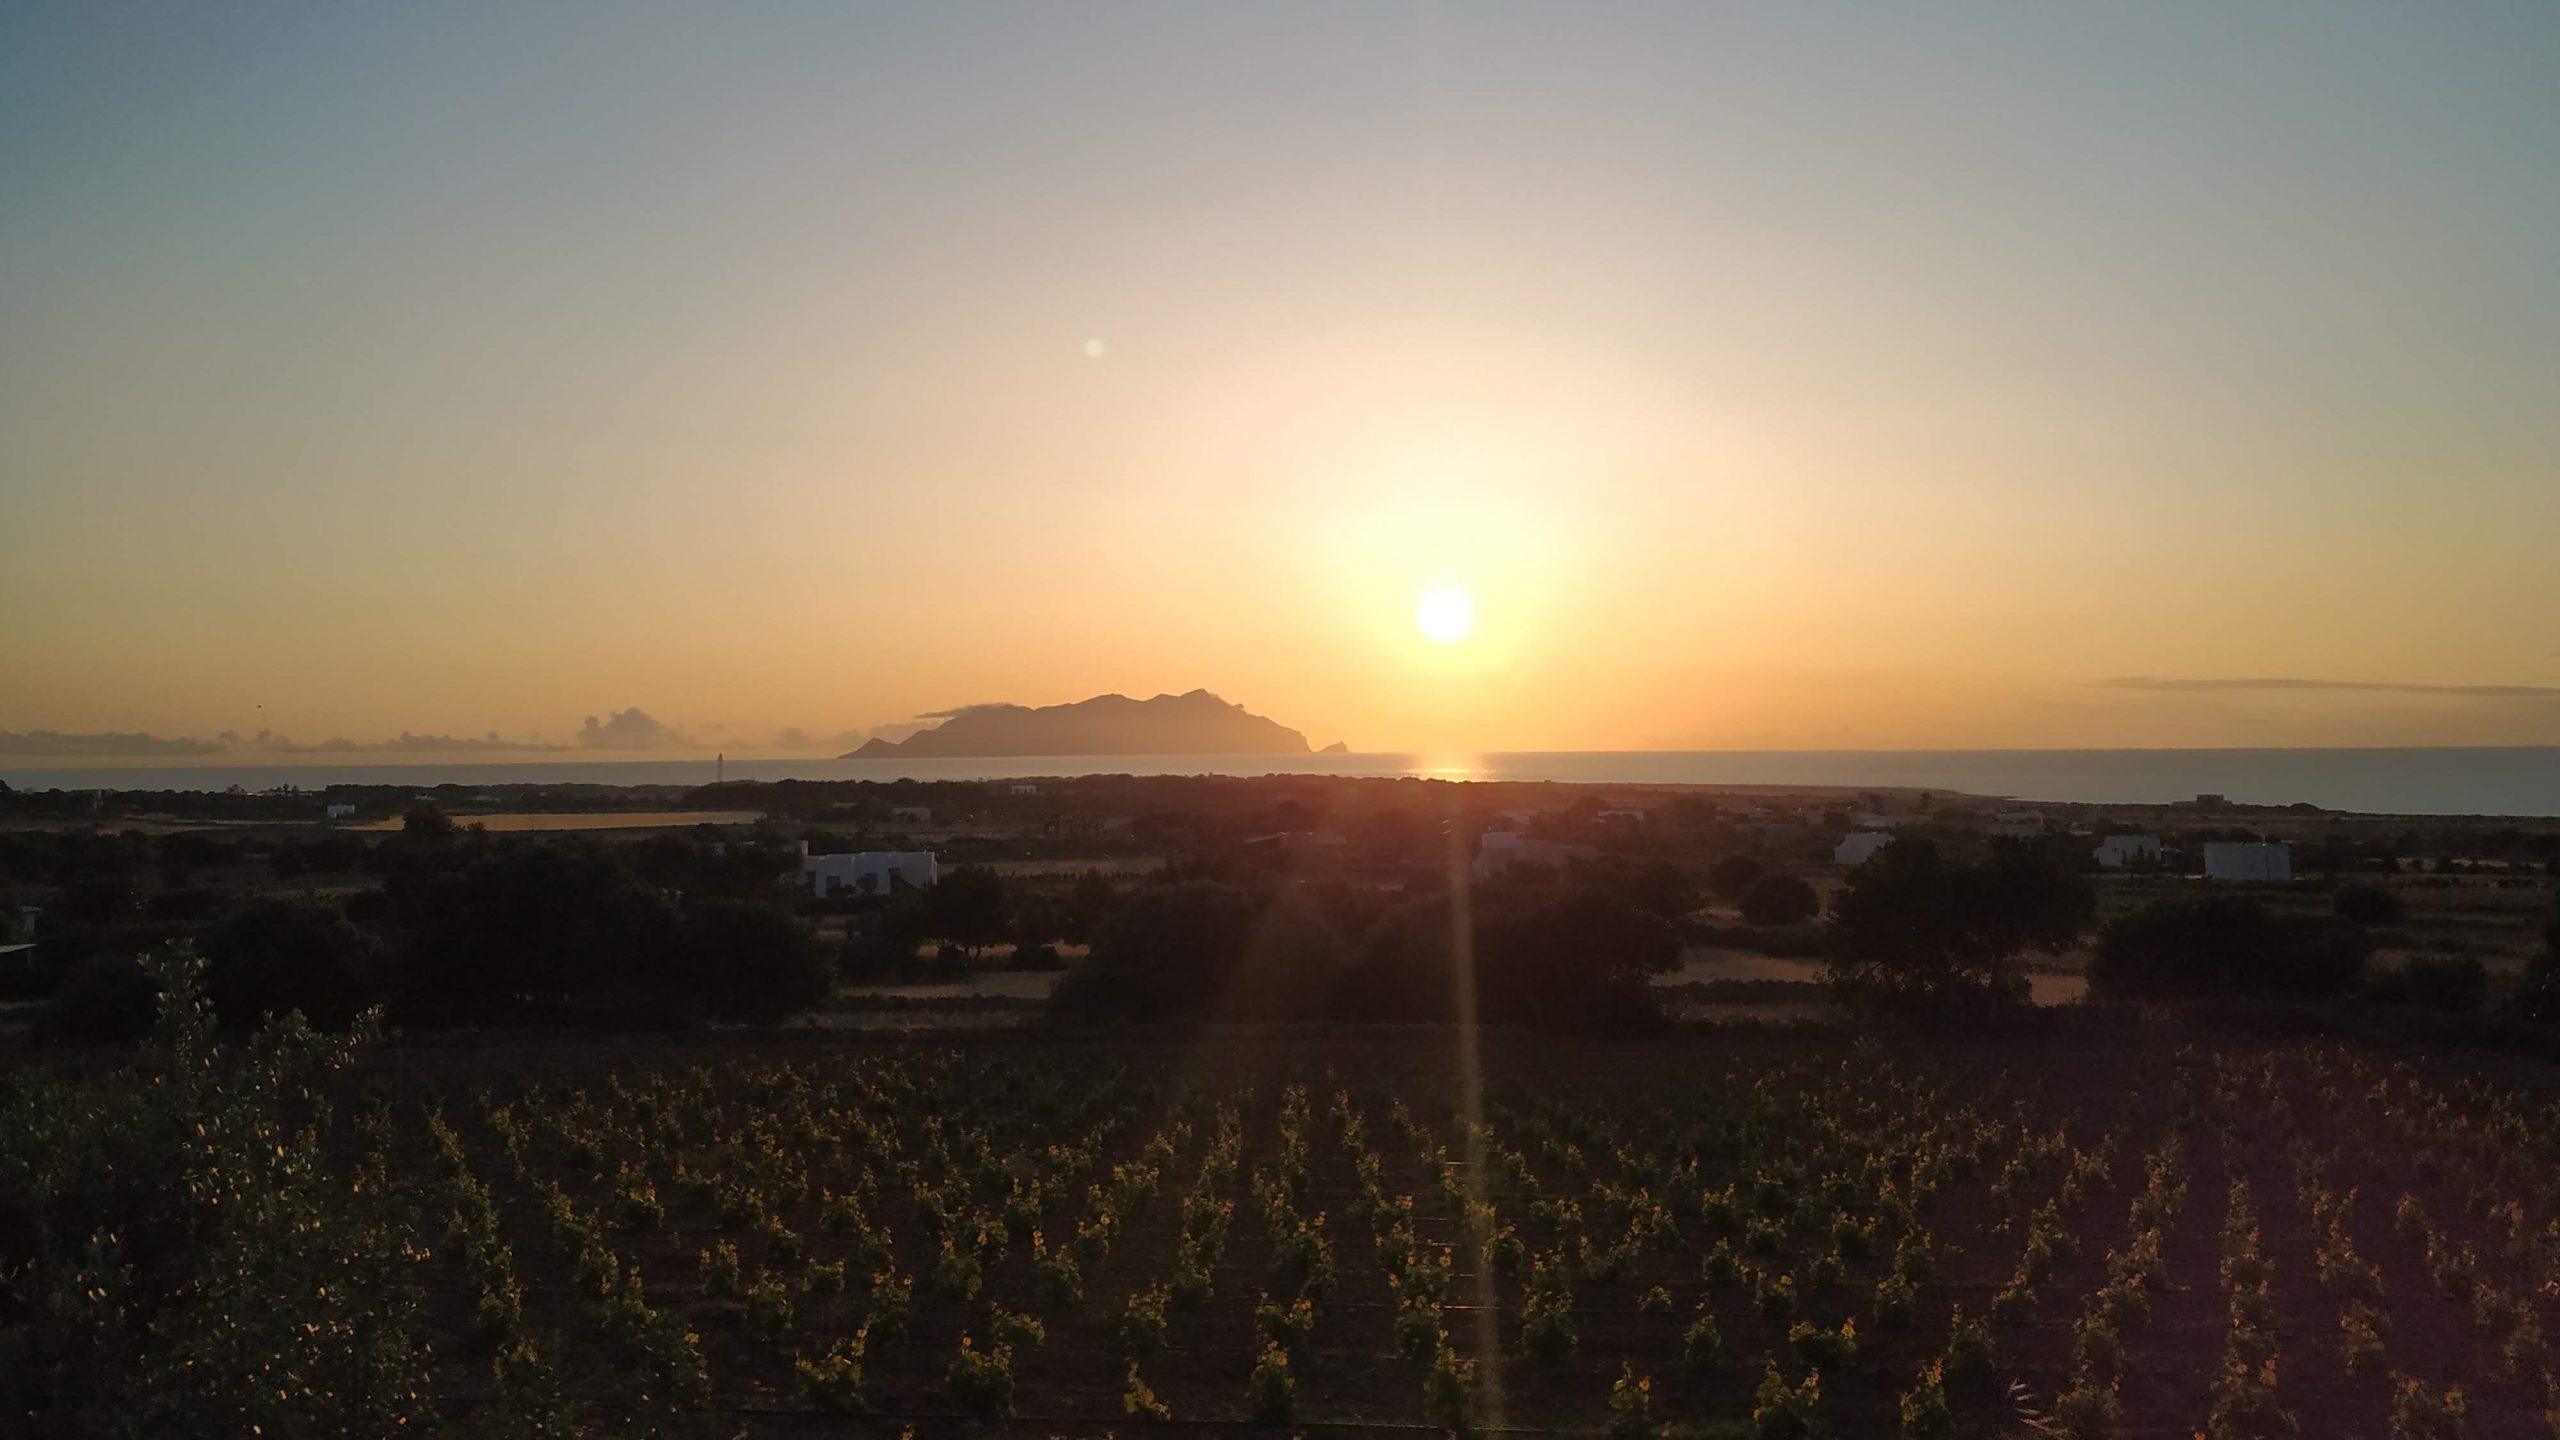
<box><xmin>577</xmin><ymin>707</ymin><xmax>694</xmax><ymax>750</ymax></box>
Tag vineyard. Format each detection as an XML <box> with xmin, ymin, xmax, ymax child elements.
<box><xmin>15</xmin><ymin>980</ymin><xmax>2560</xmax><ymax>1440</ymax></box>
<box><xmin>283</xmin><ymin>1027</ymin><xmax>2553</xmax><ymax>1440</ymax></box>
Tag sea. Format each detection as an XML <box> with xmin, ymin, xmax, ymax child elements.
<box><xmin>6</xmin><ymin>748</ymin><xmax>2559</xmax><ymax>818</ymax></box>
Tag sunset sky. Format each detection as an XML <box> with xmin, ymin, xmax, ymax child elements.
<box><xmin>5</xmin><ymin>3</ymin><xmax>2557</xmax><ymax>756</ymax></box>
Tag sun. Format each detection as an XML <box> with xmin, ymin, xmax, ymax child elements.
<box><xmin>1415</xmin><ymin>586</ymin><xmax>1475</xmax><ymax>644</ymax></box>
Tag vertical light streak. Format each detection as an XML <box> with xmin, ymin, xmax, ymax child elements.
<box><xmin>1446</xmin><ymin>806</ymin><xmax>1505</xmax><ymax>1430</ymax></box>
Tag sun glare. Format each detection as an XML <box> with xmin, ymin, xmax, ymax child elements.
<box><xmin>1416</xmin><ymin>586</ymin><xmax>1475</xmax><ymax>645</ymax></box>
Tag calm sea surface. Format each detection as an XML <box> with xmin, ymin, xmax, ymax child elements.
<box><xmin>7</xmin><ymin>748</ymin><xmax>2558</xmax><ymax>817</ymax></box>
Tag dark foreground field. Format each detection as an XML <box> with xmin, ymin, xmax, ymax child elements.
<box><xmin>322</xmin><ymin>1024</ymin><xmax>2557</xmax><ymax>1439</ymax></box>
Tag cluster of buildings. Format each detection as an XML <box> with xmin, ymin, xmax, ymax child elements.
<box><xmin>1457</xmin><ymin>790</ymin><xmax>2305</xmax><ymax>888</ymax></box>
<box><xmin>1826</xmin><ymin>824</ymin><xmax>2293</xmax><ymax>883</ymax></box>
<box><xmin>1234</xmin><ymin>788</ymin><xmax>2308</xmax><ymax>892</ymax></box>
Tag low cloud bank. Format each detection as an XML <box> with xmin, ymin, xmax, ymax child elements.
<box><xmin>2101</xmin><ymin>676</ymin><xmax>2560</xmax><ymax>700</ymax></box>
<box><xmin>0</xmin><ymin>729</ymin><xmax>231</xmax><ymax>757</ymax></box>
<box><xmin>6</xmin><ymin>707</ymin><xmax>950</xmax><ymax>760</ymax></box>
<box><xmin>0</xmin><ymin>727</ymin><xmax>571</xmax><ymax>759</ymax></box>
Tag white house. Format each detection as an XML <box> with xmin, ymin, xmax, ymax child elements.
<box><xmin>1008</xmin><ymin>783</ymin><xmax>1041</xmax><ymax>796</ymax></box>
<box><xmin>801</xmin><ymin>844</ymin><xmax>938</xmax><ymax>897</ymax></box>
<box><xmin>324</xmin><ymin>803</ymin><xmax>358</xmax><ymax>821</ymax></box>
<box><xmin>1473</xmin><ymin>830</ymin><xmax>1594</xmax><ymax>881</ymax></box>
<box><xmin>1834</xmin><ymin>832</ymin><xmax>1894</xmax><ymax>866</ymax></box>
<box><xmin>2092</xmin><ymin>834</ymin><xmax>2162</xmax><ymax>869</ymax></box>
<box><xmin>2203</xmin><ymin>842</ymin><xmax>2292</xmax><ymax>883</ymax></box>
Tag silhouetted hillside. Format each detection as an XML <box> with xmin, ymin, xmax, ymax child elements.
<box><xmin>843</xmin><ymin>690</ymin><xmax>1311</xmax><ymax>758</ymax></box>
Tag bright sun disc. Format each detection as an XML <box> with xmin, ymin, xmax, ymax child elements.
<box><xmin>1416</xmin><ymin>586</ymin><xmax>1474</xmax><ymax>644</ymax></box>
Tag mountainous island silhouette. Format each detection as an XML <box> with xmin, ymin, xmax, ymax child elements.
<box><xmin>842</xmin><ymin>689</ymin><xmax>1336</xmax><ymax>758</ymax></box>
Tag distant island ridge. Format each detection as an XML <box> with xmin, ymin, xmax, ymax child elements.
<box><xmin>843</xmin><ymin>690</ymin><xmax>1342</xmax><ymax>759</ymax></box>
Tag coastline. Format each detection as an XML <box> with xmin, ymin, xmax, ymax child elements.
<box><xmin>5</xmin><ymin>745</ymin><xmax>2557</xmax><ymax>817</ymax></box>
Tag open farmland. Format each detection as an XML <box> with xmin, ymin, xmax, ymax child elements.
<box><xmin>347</xmin><ymin>811</ymin><xmax>768</xmax><ymax>833</ymax></box>
<box><xmin>344</xmin><ymin>1030</ymin><xmax>2560</xmax><ymax>1438</ymax></box>
<box><xmin>2090</xmin><ymin>872</ymin><xmax>2556</xmax><ymax>979</ymax></box>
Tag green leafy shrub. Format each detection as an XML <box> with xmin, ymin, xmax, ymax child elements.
<box><xmin>1683</xmin><ymin>1307</ymin><xmax>1723</xmax><ymax>1372</ymax></box>
<box><xmin>2386</xmin><ymin>1377</ymin><xmax>2466</xmax><ymax>1440</ymax></box>
<box><xmin>0</xmin><ymin>953</ymin><xmax>431</xmax><ymax>1438</ymax></box>
<box><xmin>1943</xmin><ymin>1304</ymin><xmax>1995</xmax><ymax>1397</ymax></box>
<box><xmin>1123</xmin><ymin>1361</ymin><xmax>1171</xmax><ymax>1420</ymax></box>
<box><xmin>1752</xmin><ymin>1361</ymin><xmax>1821</xmax><ymax>1440</ymax></box>
<box><xmin>864</xmin><ymin>1269</ymin><xmax>911</xmax><ymax>1345</ymax></box>
<box><xmin>1118</xmin><ymin>1284</ymin><xmax>1170</xmax><ymax>1349</ymax></box>
<box><xmin>1424</xmin><ymin>1340</ymin><xmax>1475</xmax><ymax>1435</ymax></box>
<box><xmin>932</xmin><ymin>1237</ymin><xmax>983</xmax><ymax>1300</ymax></box>
<box><xmin>2054</xmin><ymin>1376</ymin><xmax>2118</xmax><ymax>1440</ymax></box>
<box><xmin>1033</xmin><ymin>1243</ymin><xmax>1083</xmax><ymax>1305</ymax></box>
<box><xmin>1789</xmin><ymin>1318</ymin><xmax>1857</xmax><ymax>1371</ymax></box>
<box><xmin>1755</xmin><ymin>1271</ymin><xmax>1799</xmax><ymax>1323</ymax></box>
<box><xmin>945</xmin><ymin>1335</ymin><xmax>1014</xmax><ymax>1419</ymax></box>
<box><xmin>1898</xmin><ymin>1360</ymin><xmax>1954</xmax><ymax>1440</ymax></box>
<box><xmin>1255</xmin><ymin>1291</ymin><xmax>1316</xmax><ymax>1354</ymax></box>
<box><xmin>1246</xmin><ymin>1342</ymin><xmax>1295</xmax><ymax>1422</ymax></box>
<box><xmin>1521</xmin><ymin>1262</ymin><xmax>1579</xmax><ymax>1365</ymax></box>
<box><xmin>1607</xmin><ymin>1363</ymin><xmax>1653</xmax><ymax>1439</ymax></box>
<box><xmin>794</xmin><ymin>1332</ymin><xmax>868</xmax><ymax>1415</ymax></box>
<box><xmin>989</xmin><ymin>1304</ymin><xmax>1046</xmax><ymax>1350</ymax></box>
<box><xmin>742</xmin><ymin>1274</ymin><xmax>795</xmax><ymax>1336</ymax></box>
<box><xmin>699</xmin><ymin>1240</ymin><xmax>743</xmax><ymax>1298</ymax></box>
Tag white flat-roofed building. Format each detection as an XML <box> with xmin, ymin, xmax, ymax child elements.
<box><xmin>2202</xmin><ymin>841</ymin><xmax>2291</xmax><ymax>883</ymax></box>
<box><xmin>2093</xmin><ymin>834</ymin><xmax>2163</xmax><ymax>869</ymax></box>
<box><xmin>801</xmin><ymin>845</ymin><xmax>938</xmax><ymax>897</ymax></box>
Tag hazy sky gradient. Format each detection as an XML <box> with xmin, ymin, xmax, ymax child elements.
<box><xmin>5</xmin><ymin>2</ymin><xmax>2557</xmax><ymax>753</ymax></box>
